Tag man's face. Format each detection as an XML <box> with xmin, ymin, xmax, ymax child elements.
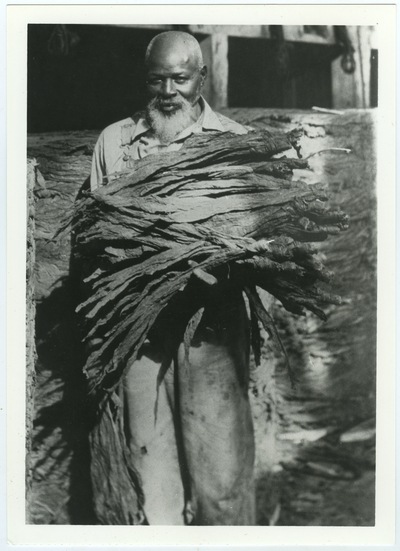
<box><xmin>146</xmin><ymin>47</ymin><xmax>206</xmax><ymax>114</ymax></box>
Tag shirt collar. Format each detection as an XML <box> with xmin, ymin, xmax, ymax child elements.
<box><xmin>123</xmin><ymin>96</ymin><xmax>224</xmax><ymax>146</ymax></box>
<box><xmin>130</xmin><ymin>115</ymin><xmax>151</xmax><ymax>143</ymax></box>
<box><xmin>200</xmin><ymin>97</ymin><xmax>225</xmax><ymax>132</ymax></box>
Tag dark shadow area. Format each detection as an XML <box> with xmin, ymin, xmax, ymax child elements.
<box><xmin>32</xmin><ymin>177</ymin><xmax>97</xmax><ymax>524</ymax></box>
<box><xmin>28</xmin><ymin>24</ymin><xmax>153</xmax><ymax>133</ymax></box>
<box><xmin>228</xmin><ymin>36</ymin><xmax>342</xmax><ymax>109</ymax></box>
<box><xmin>34</xmin><ymin>280</ymin><xmax>97</xmax><ymax>524</ymax></box>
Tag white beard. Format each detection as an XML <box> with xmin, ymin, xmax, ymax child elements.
<box><xmin>145</xmin><ymin>96</ymin><xmax>199</xmax><ymax>145</ymax></box>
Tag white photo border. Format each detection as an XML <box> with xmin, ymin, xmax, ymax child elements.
<box><xmin>6</xmin><ymin>3</ymin><xmax>397</xmax><ymax>548</ymax></box>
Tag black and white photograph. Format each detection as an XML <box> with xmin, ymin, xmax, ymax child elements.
<box><xmin>7</xmin><ymin>3</ymin><xmax>396</xmax><ymax>547</ymax></box>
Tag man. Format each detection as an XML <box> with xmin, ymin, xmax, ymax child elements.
<box><xmin>90</xmin><ymin>31</ymin><xmax>255</xmax><ymax>526</ymax></box>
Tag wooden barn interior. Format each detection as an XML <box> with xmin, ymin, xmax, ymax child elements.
<box><xmin>28</xmin><ymin>24</ymin><xmax>377</xmax><ymax>132</ymax></box>
<box><xmin>27</xmin><ymin>24</ymin><xmax>377</xmax><ymax>526</ymax></box>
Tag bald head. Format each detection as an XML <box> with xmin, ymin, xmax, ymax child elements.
<box><xmin>144</xmin><ymin>31</ymin><xmax>207</xmax><ymax>143</ymax></box>
<box><xmin>145</xmin><ymin>31</ymin><xmax>204</xmax><ymax>71</ymax></box>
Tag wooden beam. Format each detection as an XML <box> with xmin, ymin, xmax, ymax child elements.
<box><xmin>331</xmin><ymin>26</ymin><xmax>375</xmax><ymax>108</ymax></box>
<box><xmin>115</xmin><ymin>24</ymin><xmax>271</xmax><ymax>38</ymax></box>
<box><xmin>283</xmin><ymin>25</ymin><xmax>336</xmax><ymax>45</ymax></box>
<box><xmin>190</xmin><ymin>25</ymin><xmax>271</xmax><ymax>38</ymax></box>
<box><xmin>200</xmin><ymin>34</ymin><xmax>229</xmax><ymax>109</ymax></box>
<box><xmin>112</xmin><ymin>24</ymin><xmax>339</xmax><ymax>44</ymax></box>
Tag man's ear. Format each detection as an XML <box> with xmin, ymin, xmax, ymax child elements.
<box><xmin>200</xmin><ymin>65</ymin><xmax>208</xmax><ymax>86</ymax></box>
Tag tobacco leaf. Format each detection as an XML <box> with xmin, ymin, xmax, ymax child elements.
<box><xmin>70</xmin><ymin>129</ymin><xmax>348</xmax><ymax>395</ymax></box>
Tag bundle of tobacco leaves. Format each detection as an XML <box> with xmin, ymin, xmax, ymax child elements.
<box><xmin>70</xmin><ymin>128</ymin><xmax>349</xmax><ymax>395</ymax></box>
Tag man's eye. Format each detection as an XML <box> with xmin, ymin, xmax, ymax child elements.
<box><xmin>148</xmin><ymin>79</ymin><xmax>161</xmax><ymax>85</ymax></box>
<box><xmin>174</xmin><ymin>78</ymin><xmax>187</xmax><ymax>84</ymax></box>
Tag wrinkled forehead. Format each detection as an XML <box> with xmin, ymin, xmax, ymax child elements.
<box><xmin>146</xmin><ymin>43</ymin><xmax>199</xmax><ymax>74</ymax></box>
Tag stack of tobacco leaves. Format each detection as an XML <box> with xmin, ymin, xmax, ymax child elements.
<box><xmin>70</xmin><ymin>127</ymin><xmax>349</xmax><ymax>398</ymax></box>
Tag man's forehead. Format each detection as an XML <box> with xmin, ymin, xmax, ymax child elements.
<box><xmin>147</xmin><ymin>44</ymin><xmax>198</xmax><ymax>73</ymax></box>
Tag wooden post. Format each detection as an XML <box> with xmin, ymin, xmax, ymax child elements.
<box><xmin>199</xmin><ymin>34</ymin><xmax>229</xmax><ymax>110</ymax></box>
<box><xmin>331</xmin><ymin>26</ymin><xmax>375</xmax><ymax>109</ymax></box>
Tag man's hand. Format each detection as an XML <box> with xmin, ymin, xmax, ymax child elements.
<box><xmin>188</xmin><ymin>260</ymin><xmax>218</xmax><ymax>286</ymax></box>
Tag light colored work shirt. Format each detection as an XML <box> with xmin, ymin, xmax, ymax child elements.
<box><xmin>90</xmin><ymin>97</ymin><xmax>248</xmax><ymax>190</ymax></box>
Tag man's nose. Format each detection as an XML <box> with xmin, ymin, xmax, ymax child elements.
<box><xmin>160</xmin><ymin>79</ymin><xmax>176</xmax><ymax>97</ymax></box>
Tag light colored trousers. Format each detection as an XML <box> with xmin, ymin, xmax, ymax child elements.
<box><xmin>123</xmin><ymin>289</ymin><xmax>256</xmax><ymax>525</ymax></box>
